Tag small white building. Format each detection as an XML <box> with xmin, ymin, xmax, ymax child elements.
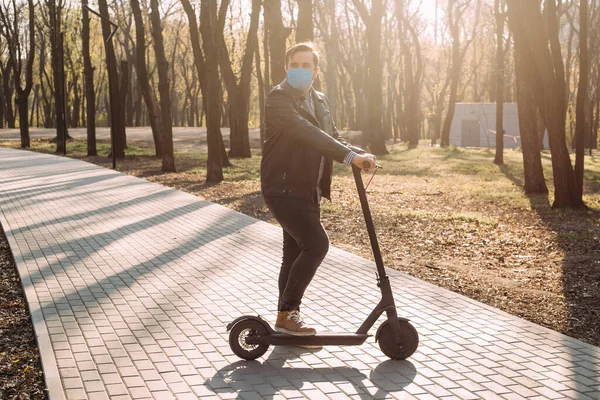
<box><xmin>449</xmin><ymin>103</ymin><xmax>548</xmax><ymax>149</ymax></box>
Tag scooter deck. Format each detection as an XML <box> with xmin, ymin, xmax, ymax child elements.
<box><xmin>246</xmin><ymin>332</ymin><xmax>371</xmax><ymax>346</ymax></box>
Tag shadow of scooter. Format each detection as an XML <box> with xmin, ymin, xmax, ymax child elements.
<box><xmin>206</xmin><ymin>346</ymin><xmax>418</xmax><ymax>399</ymax></box>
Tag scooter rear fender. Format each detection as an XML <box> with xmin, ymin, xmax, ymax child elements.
<box><xmin>226</xmin><ymin>315</ymin><xmax>276</xmax><ymax>334</ymax></box>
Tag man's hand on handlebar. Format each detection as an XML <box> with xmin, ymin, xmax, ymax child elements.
<box><xmin>352</xmin><ymin>153</ymin><xmax>377</xmax><ymax>172</ymax></box>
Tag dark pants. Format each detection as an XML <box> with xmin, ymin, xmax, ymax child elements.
<box><xmin>264</xmin><ymin>195</ymin><xmax>329</xmax><ymax>312</ymax></box>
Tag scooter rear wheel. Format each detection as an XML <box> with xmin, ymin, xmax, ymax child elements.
<box><xmin>378</xmin><ymin>319</ymin><xmax>419</xmax><ymax>360</ymax></box>
<box><xmin>229</xmin><ymin>319</ymin><xmax>269</xmax><ymax>360</ymax></box>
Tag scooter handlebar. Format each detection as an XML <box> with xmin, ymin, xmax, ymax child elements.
<box><xmin>361</xmin><ymin>160</ymin><xmax>382</xmax><ymax>169</ymax></box>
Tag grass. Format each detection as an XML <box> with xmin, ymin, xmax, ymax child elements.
<box><xmin>2</xmin><ymin>137</ymin><xmax>600</xmax><ymax>346</ymax></box>
<box><xmin>8</xmin><ymin>138</ymin><xmax>599</xmax><ymax>207</ymax></box>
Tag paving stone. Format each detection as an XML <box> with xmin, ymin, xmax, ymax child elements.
<box><xmin>1</xmin><ymin>147</ymin><xmax>599</xmax><ymax>400</ymax></box>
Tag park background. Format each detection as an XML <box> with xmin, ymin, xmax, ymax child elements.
<box><xmin>0</xmin><ymin>0</ymin><xmax>599</xmax><ymax>396</ymax></box>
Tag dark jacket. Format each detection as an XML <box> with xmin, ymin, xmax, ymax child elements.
<box><xmin>261</xmin><ymin>80</ymin><xmax>363</xmax><ymax>201</ymax></box>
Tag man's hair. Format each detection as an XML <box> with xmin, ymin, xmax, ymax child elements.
<box><xmin>285</xmin><ymin>42</ymin><xmax>319</xmax><ymax>68</ymax></box>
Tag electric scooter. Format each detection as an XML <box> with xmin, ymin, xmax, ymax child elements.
<box><xmin>227</xmin><ymin>162</ymin><xmax>419</xmax><ymax>360</ymax></box>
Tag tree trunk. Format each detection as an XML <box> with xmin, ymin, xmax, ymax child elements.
<box><xmin>37</xmin><ymin>31</ymin><xmax>52</xmax><ymax>128</ymax></box>
<box><xmin>31</xmin><ymin>97</ymin><xmax>38</xmax><ymax>128</ymax></box>
<box><xmin>71</xmin><ymin>75</ymin><xmax>81</xmax><ymax>128</ymax></box>
<box><xmin>2</xmin><ymin>60</ymin><xmax>16</xmax><ymax>128</ymax></box>
<box><xmin>396</xmin><ymin>1</ymin><xmax>422</xmax><ymax>149</ymax></box>
<box><xmin>350</xmin><ymin>67</ymin><xmax>365</xmax><ymax>131</ymax></box>
<box><xmin>352</xmin><ymin>0</ymin><xmax>388</xmax><ymax>155</ymax></box>
<box><xmin>263</xmin><ymin>19</ymin><xmax>271</xmax><ymax>93</ymax></box>
<box><xmin>432</xmin><ymin>76</ymin><xmax>450</xmax><ymax>145</ymax></box>
<box><xmin>265</xmin><ymin>0</ymin><xmax>292</xmax><ymax>87</ymax></box>
<box><xmin>507</xmin><ymin>0</ymin><xmax>582</xmax><ymax>208</ymax></box>
<box><xmin>317</xmin><ymin>0</ymin><xmax>339</xmax><ymax>122</ymax></box>
<box><xmin>493</xmin><ymin>0</ymin><xmax>505</xmax><ymax>165</ymax></box>
<box><xmin>384</xmin><ymin>77</ymin><xmax>393</xmax><ymax>140</ymax></box>
<box><xmin>133</xmin><ymin>85</ymin><xmax>142</xmax><ymax>127</ymax></box>
<box><xmin>339</xmin><ymin>69</ymin><xmax>353</xmax><ymax>129</ymax></box>
<box><xmin>513</xmin><ymin>22</ymin><xmax>547</xmax><ymax>195</ymax></box>
<box><xmin>256</xmin><ymin>45</ymin><xmax>266</xmax><ymax>151</ymax></box>
<box><xmin>130</xmin><ymin>0</ymin><xmax>163</xmax><ymax>157</ymax></box>
<box><xmin>82</xmin><ymin>82</ymin><xmax>86</xmax><ymax>127</ymax></box>
<box><xmin>16</xmin><ymin>95</ymin><xmax>30</xmax><ymax>148</ymax></box>
<box><xmin>296</xmin><ymin>0</ymin><xmax>313</xmax><ymax>42</ymax></box>
<box><xmin>181</xmin><ymin>0</ymin><xmax>230</xmax><ymax>172</ymax></box>
<box><xmin>46</xmin><ymin>0</ymin><xmax>67</xmax><ymax>152</ymax></box>
<box><xmin>296</xmin><ymin>0</ymin><xmax>320</xmax><ymax>90</ymax></box>
<box><xmin>97</xmin><ymin>0</ymin><xmax>125</xmax><ymax>158</ymax></box>
<box><xmin>193</xmin><ymin>86</ymin><xmax>200</xmax><ymax>127</ymax></box>
<box><xmin>441</xmin><ymin>0</ymin><xmax>462</xmax><ymax>147</ymax></box>
<box><xmin>1</xmin><ymin>0</ymin><xmax>35</xmax><ymax>147</ymax></box>
<box><xmin>169</xmin><ymin>33</ymin><xmax>180</xmax><ymax>128</ymax></box>
<box><xmin>218</xmin><ymin>0</ymin><xmax>260</xmax><ymax>158</ymax></box>
<box><xmin>574</xmin><ymin>0</ymin><xmax>589</xmax><ymax>200</ymax></box>
<box><xmin>119</xmin><ymin>61</ymin><xmax>129</xmax><ymax>147</ymax></box>
<box><xmin>82</xmin><ymin>0</ymin><xmax>97</xmax><ymax>156</ymax></box>
<box><xmin>125</xmin><ymin>49</ymin><xmax>135</xmax><ymax>127</ymax></box>
<box><xmin>30</xmin><ymin>85</ymin><xmax>38</xmax><ymax>127</ymax></box>
<box><xmin>200</xmin><ymin>0</ymin><xmax>225</xmax><ymax>183</ymax></box>
<box><xmin>221</xmin><ymin>99</ymin><xmax>229</xmax><ymax>128</ymax></box>
<box><xmin>0</xmin><ymin>70</ymin><xmax>4</xmax><ymax>128</ymax></box>
<box><xmin>149</xmin><ymin>0</ymin><xmax>175</xmax><ymax>172</ymax></box>
<box><xmin>593</xmin><ymin>90</ymin><xmax>599</xmax><ymax>149</ymax></box>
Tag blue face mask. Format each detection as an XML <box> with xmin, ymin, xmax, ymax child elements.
<box><xmin>287</xmin><ymin>68</ymin><xmax>314</xmax><ymax>90</ymax></box>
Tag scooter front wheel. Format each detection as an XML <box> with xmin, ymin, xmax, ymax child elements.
<box><xmin>378</xmin><ymin>319</ymin><xmax>419</xmax><ymax>360</ymax></box>
<box><xmin>229</xmin><ymin>319</ymin><xmax>269</xmax><ymax>360</ymax></box>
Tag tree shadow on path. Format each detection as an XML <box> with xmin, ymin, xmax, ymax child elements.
<box><xmin>499</xmin><ymin>164</ymin><xmax>600</xmax><ymax>399</ymax></box>
<box><xmin>206</xmin><ymin>346</ymin><xmax>417</xmax><ymax>399</ymax></box>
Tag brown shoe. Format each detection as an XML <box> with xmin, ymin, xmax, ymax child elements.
<box><xmin>275</xmin><ymin>310</ymin><xmax>317</xmax><ymax>336</ymax></box>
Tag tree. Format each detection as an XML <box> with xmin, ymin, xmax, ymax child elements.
<box><xmin>97</xmin><ymin>0</ymin><xmax>126</xmax><ymax>158</ymax></box>
<box><xmin>82</xmin><ymin>0</ymin><xmax>97</xmax><ymax>156</ymax></box>
<box><xmin>256</xmin><ymin>42</ymin><xmax>266</xmax><ymax>150</ymax></box>
<box><xmin>181</xmin><ymin>0</ymin><xmax>231</xmax><ymax>182</ymax></box>
<box><xmin>592</xmin><ymin>20</ymin><xmax>600</xmax><ymax>151</ymax></box>
<box><xmin>590</xmin><ymin>3</ymin><xmax>600</xmax><ymax>151</ymax></box>
<box><xmin>44</xmin><ymin>0</ymin><xmax>68</xmax><ymax>153</ymax></box>
<box><xmin>264</xmin><ymin>0</ymin><xmax>291</xmax><ymax>87</ymax></box>
<box><xmin>218</xmin><ymin>0</ymin><xmax>260</xmax><ymax>158</ymax></box>
<box><xmin>336</xmin><ymin>0</ymin><xmax>368</xmax><ymax>131</ymax></box>
<box><xmin>314</xmin><ymin>0</ymin><xmax>341</xmax><ymax>124</ymax></box>
<box><xmin>114</xmin><ymin>0</ymin><xmax>136</xmax><ymax>127</ymax></box>
<box><xmin>62</xmin><ymin>19</ymin><xmax>82</xmax><ymax>129</ymax></box>
<box><xmin>296</xmin><ymin>0</ymin><xmax>313</xmax><ymax>43</ymax></box>
<box><xmin>200</xmin><ymin>0</ymin><xmax>226</xmax><ymax>183</ymax></box>
<box><xmin>440</xmin><ymin>0</ymin><xmax>479</xmax><ymax>147</ymax></box>
<box><xmin>506</xmin><ymin>0</ymin><xmax>583</xmax><ymax>208</ymax></box>
<box><xmin>130</xmin><ymin>0</ymin><xmax>163</xmax><ymax>157</ymax></box>
<box><xmin>0</xmin><ymin>0</ymin><xmax>35</xmax><ymax>148</ymax></box>
<box><xmin>351</xmin><ymin>0</ymin><xmax>388</xmax><ymax>155</ymax></box>
<box><xmin>149</xmin><ymin>0</ymin><xmax>175</xmax><ymax>172</ymax></box>
<box><xmin>35</xmin><ymin>20</ymin><xmax>53</xmax><ymax>128</ymax></box>
<box><xmin>574</xmin><ymin>0</ymin><xmax>589</xmax><ymax>199</ymax></box>
<box><xmin>395</xmin><ymin>0</ymin><xmax>423</xmax><ymax>148</ymax></box>
<box><xmin>493</xmin><ymin>0</ymin><xmax>506</xmax><ymax>165</ymax></box>
<box><xmin>296</xmin><ymin>0</ymin><xmax>320</xmax><ymax>91</ymax></box>
<box><xmin>508</xmin><ymin>3</ymin><xmax>547</xmax><ymax>195</ymax></box>
<box><xmin>0</xmin><ymin>55</ymin><xmax>16</xmax><ymax>129</ymax></box>
<box><xmin>0</xmin><ymin>56</ymin><xmax>4</xmax><ymax>129</ymax></box>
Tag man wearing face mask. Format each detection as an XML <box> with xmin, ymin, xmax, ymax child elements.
<box><xmin>261</xmin><ymin>42</ymin><xmax>377</xmax><ymax>336</ymax></box>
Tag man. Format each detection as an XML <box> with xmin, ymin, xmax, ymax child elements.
<box><xmin>261</xmin><ymin>42</ymin><xmax>376</xmax><ymax>336</ymax></box>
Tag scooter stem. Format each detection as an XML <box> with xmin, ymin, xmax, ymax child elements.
<box><xmin>351</xmin><ymin>165</ymin><xmax>388</xmax><ymax>280</ymax></box>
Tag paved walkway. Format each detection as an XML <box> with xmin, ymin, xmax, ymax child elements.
<box><xmin>0</xmin><ymin>127</ymin><xmax>260</xmax><ymax>151</ymax></box>
<box><xmin>1</xmin><ymin>147</ymin><xmax>599</xmax><ymax>400</ymax></box>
